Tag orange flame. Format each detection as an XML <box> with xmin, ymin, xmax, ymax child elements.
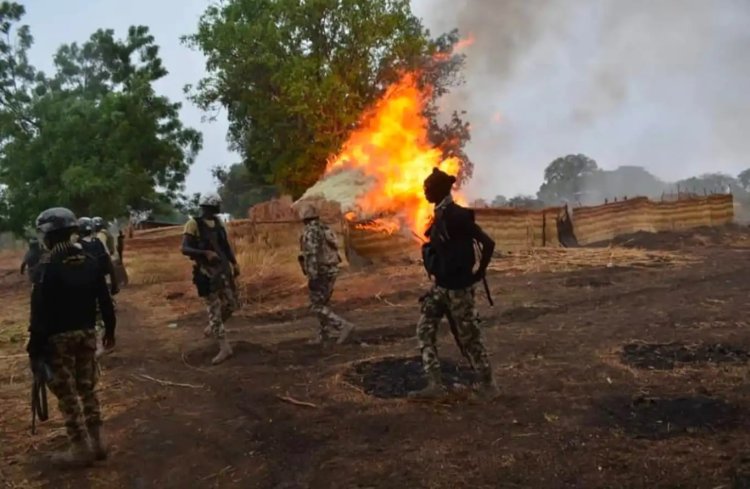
<box><xmin>455</xmin><ymin>33</ymin><xmax>476</xmax><ymax>51</ymax></box>
<box><xmin>325</xmin><ymin>73</ymin><xmax>463</xmax><ymax>235</ymax></box>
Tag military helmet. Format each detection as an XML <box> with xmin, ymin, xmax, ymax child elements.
<box><xmin>92</xmin><ymin>216</ymin><xmax>106</xmax><ymax>231</ymax></box>
<box><xmin>298</xmin><ymin>202</ymin><xmax>320</xmax><ymax>220</ymax></box>
<box><xmin>78</xmin><ymin>217</ymin><xmax>94</xmax><ymax>234</ymax></box>
<box><xmin>199</xmin><ymin>192</ymin><xmax>222</xmax><ymax>208</ymax></box>
<box><xmin>36</xmin><ymin>207</ymin><xmax>78</xmax><ymax>235</ymax></box>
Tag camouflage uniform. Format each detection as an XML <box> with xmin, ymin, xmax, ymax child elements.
<box><xmin>183</xmin><ymin>217</ymin><xmax>238</xmax><ymax>340</ymax></box>
<box><xmin>28</xmin><ymin>223</ymin><xmax>116</xmax><ymax>462</ymax></box>
<box><xmin>204</xmin><ymin>274</ymin><xmax>237</xmax><ymax>339</ymax></box>
<box><xmin>417</xmin><ymin>285</ymin><xmax>492</xmax><ymax>381</ymax></box>
<box><xmin>300</xmin><ymin>219</ymin><xmax>349</xmax><ymax>341</ymax></box>
<box><xmin>45</xmin><ymin>330</ymin><xmax>100</xmax><ymax>442</ymax></box>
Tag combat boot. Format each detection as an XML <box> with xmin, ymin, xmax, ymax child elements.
<box><xmin>88</xmin><ymin>425</ymin><xmax>108</xmax><ymax>461</ymax></box>
<box><xmin>211</xmin><ymin>338</ymin><xmax>233</xmax><ymax>365</ymax></box>
<box><xmin>49</xmin><ymin>439</ymin><xmax>94</xmax><ymax>468</ymax></box>
<box><xmin>472</xmin><ymin>369</ymin><xmax>499</xmax><ymax>401</ymax></box>
<box><xmin>408</xmin><ymin>370</ymin><xmax>447</xmax><ymax>400</ymax></box>
<box><xmin>336</xmin><ymin>321</ymin><xmax>356</xmax><ymax>345</ymax></box>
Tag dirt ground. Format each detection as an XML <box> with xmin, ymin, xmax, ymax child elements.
<box><xmin>3</xmin><ymin>226</ymin><xmax>750</xmax><ymax>488</ymax></box>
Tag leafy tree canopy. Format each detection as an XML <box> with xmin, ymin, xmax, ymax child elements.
<box><xmin>537</xmin><ymin>154</ymin><xmax>600</xmax><ymax>205</ymax></box>
<box><xmin>0</xmin><ymin>2</ymin><xmax>202</xmax><ymax>234</ymax></box>
<box><xmin>184</xmin><ymin>0</ymin><xmax>471</xmax><ymax>198</ymax></box>
<box><xmin>212</xmin><ymin>164</ymin><xmax>278</xmax><ymax>218</ymax></box>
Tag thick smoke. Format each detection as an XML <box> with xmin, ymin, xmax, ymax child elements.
<box><xmin>412</xmin><ymin>0</ymin><xmax>750</xmax><ymax>201</ymax></box>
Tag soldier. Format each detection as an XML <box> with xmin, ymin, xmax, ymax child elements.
<box><xmin>20</xmin><ymin>236</ymin><xmax>43</xmax><ymax>282</ymax></box>
<box><xmin>297</xmin><ymin>202</ymin><xmax>355</xmax><ymax>345</ymax></box>
<box><xmin>92</xmin><ymin>217</ymin><xmax>116</xmax><ymax>258</ymax></box>
<box><xmin>27</xmin><ymin>207</ymin><xmax>116</xmax><ymax>466</ymax></box>
<box><xmin>181</xmin><ymin>192</ymin><xmax>239</xmax><ymax>365</ymax></box>
<box><xmin>78</xmin><ymin>217</ymin><xmax>119</xmax><ymax>357</ymax></box>
<box><xmin>410</xmin><ymin>168</ymin><xmax>498</xmax><ymax>400</ymax></box>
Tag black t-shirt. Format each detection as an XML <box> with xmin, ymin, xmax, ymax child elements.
<box><xmin>27</xmin><ymin>246</ymin><xmax>115</xmax><ymax>356</ymax></box>
<box><xmin>427</xmin><ymin>203</ymin><xmax>477</xmax><ymax>290</ymax></box>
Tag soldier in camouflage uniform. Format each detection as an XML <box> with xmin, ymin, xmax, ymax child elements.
<box><xmin>78</xmin><ymin>217</ymin><xmax>119</xmax><ymax>357</ymax></box>
<box><xmin>298</xmin><ymin>203</ymin><xmax>355</xmax><ymax>345</ymax></box>
<box><xmin>410</xmin><ymin>168</ymin><xmax>498</xmax><ymax>400</ymax></box>
<box><xmin>181</xmin><ymin>192</ymin><xmax>239</xmax><ymax>365</ymax></box>
<box><xmin>28</xmin><ymin>207</ymin><xmax>116</xmax><ymax>466</ymax></box>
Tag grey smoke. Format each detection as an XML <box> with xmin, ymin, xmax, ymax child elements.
<box><xmin>411</xmin><ymin>0</ymin><xmax>750</xmax><ymax>200</ymax></box>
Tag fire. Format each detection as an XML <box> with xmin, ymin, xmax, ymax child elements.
<box><xmin>455</xmin><ymin>33</ymin><xmax>476</xmax><ymax>51</ymax></box>
<box><xmin>325</xmin><ymin>73</ymin><xmax>463</xmax><ymax>235</ymax></box>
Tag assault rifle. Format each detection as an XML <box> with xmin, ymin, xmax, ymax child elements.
<box><xmin>30</xmin><ymin>359</ymin><xmax>50</xmax><ymax>434</ymax></box>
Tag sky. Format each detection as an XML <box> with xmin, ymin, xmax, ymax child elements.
<box><xmin>21</xmin><ymin>0</ymin><xmax>750</xmax><ymax>201</ymax></box>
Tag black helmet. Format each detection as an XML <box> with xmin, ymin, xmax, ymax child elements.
<box><xmin>36</xmin><ymin>207</ymin><xmax>78</xmax><ymax>235</ymax></box>
<box><xmin>92</xmin><ymin>216</ymin><xmax>105</xmax><ymax>231</ymax></box>
<box><xmin>78</xmin><ymin>217</ymin><xmax>94</xmax><ymax>235</ymax></box>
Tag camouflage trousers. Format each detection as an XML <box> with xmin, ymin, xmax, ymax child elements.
<box><xmin>45</xmin><ymin>330</ymin><xmax>101</xmax><ymax>443</ymax></box>
<box><xmin>204</xmin><ymin>276</ymin><xmax>237</xmax><ymax>340</ymax></box>
<box><xmin>309</xmin><ymin>270</ymin><xmax>347</xmax><ymax>339</ymax></box>
<box><xmin>417</xmin><ymin>285</ymin><xmax>492</xmax><ymax>378</ymax></box>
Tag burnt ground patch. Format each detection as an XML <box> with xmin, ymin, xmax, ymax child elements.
<box><xmin>593</xmin><ymin>395</ymin><xmax>741</xmax><ymax>439</ymax></box>
<box><xmin>621</xmin><ymin>342</ymin><xmax>750</xmax><ymax>370</ymax></box>
<box><xmin>345</xmin><ymin>356</ymin><xmax>475</xmax><ymax>399</ymax></box>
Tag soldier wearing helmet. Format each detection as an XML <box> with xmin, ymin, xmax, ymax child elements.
<box><xmin>78</xmin><ymin>216</ymin><xmax>119</xmax><ymax>357</ymax></box>
<box><xmin>27</xmin><ymin>207</ymin><xmax>115</xmax><ymax>466</ymax></box>
<box><xmin>181</xmin><ymin>192</ymin><xmax>239</xmax><ymax>365</ymax></box>
<box><xmin>297</xmin><ymin>201</ymin><xmax>355</xmax><ymax>345</ymax></box>
<box><xmin>92</xmin><ymin>217</ymin><xmax>116</xmax><ymax>258</ymax></box>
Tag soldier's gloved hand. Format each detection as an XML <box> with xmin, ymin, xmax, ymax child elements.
<box><xmin>204</xmin><ymin>250</ymin><xmax>220</xmax><ymax>263</ymax></box>
<box><xmin>233</xmin><ymin>264</ymin><xmax>240</xmax><ymax>277</ymax></box>
<box><xmin>110</xmin><ymin>283</ymin><xmax>120</xmax><ymax>296</ymax></box>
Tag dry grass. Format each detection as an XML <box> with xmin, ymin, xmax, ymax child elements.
<box><xmin>125</xmin><ymin>222</ymin><xmax>306</xmax><ymax>305</ymax></box>
<box><xmin>490</xmin><ymin>246</ymin><xmax>698</xmax><ymax>274</ymax></box>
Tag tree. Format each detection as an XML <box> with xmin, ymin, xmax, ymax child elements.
<box><xmin>491</xmin><ymin>195</ymin><xmax>508</xmax><ymax>207</ymax></box>
<box><xmin>508</xmin><ymin>195</ymin><xmax>544</xmax><ymax>209</ymax></box>
<box><xmin>212</xmin><ymin>164</ymin><xmax>277</xmax><ymax>217</ymax></box>
<box><xmin>738</xmin><ymin>169</ymin><xmax>750</xmax><ymax>192</ymax></box>
<box><xmin>537</xmin><ymin>154</ymin><xmax>599</xmax><ymax>205</ymax></box>
<box><xmin>184</xmin><ymin>0</ymin><xmax>471</xmax><ymax>197</ymax></box>
<box><xmin>0</xmin><ymin>3</ymin><xmax>202</xmax><ymax>234</ymax></box>
<box><xmin>675</xmin><ymin>173</ymin><xmax>742</xmax><ymax>196</ymax></box>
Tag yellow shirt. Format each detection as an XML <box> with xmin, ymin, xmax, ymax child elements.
<box><xmin>183</xmin><ymin>217</ymin><xmax>221</xmax><ymax>238</ymax></box>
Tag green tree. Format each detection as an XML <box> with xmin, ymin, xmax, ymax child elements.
<box><xmin>508</xmin><ymin>195</ymin><xmax>545</xmax><ymax>209</ymax></box>
<box><xmin>212</xmin><ymin>164</ymin><xmax>278</xmax><ymax>217</ymax></box>
<box><xmin>491</xmin><ymin>195</ymin><xmax>508</xmax><ymax>207</ymax></box>
<box><xmin>676</xmin><ymin>173</ymin><xmax>742</xmax><ymax>196</ymax></box>
<box><xmin>537</xmin><ymin>154</ymin><xmax>599</xmax><ymax>205</ymax></box>
<box><xmin>738</xmin><ymin>169</ymin><xmax>750</xmax><ymax>192</ymax></box>
<box><xmin>0</xmin><ymin>2</ymin><xmax>202</xmax><ymax>234</ymax></box>
<box><xmin>184</xmin><ymin>0</ymin><xmax>470</xmax><ymax>197</ymax></box>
